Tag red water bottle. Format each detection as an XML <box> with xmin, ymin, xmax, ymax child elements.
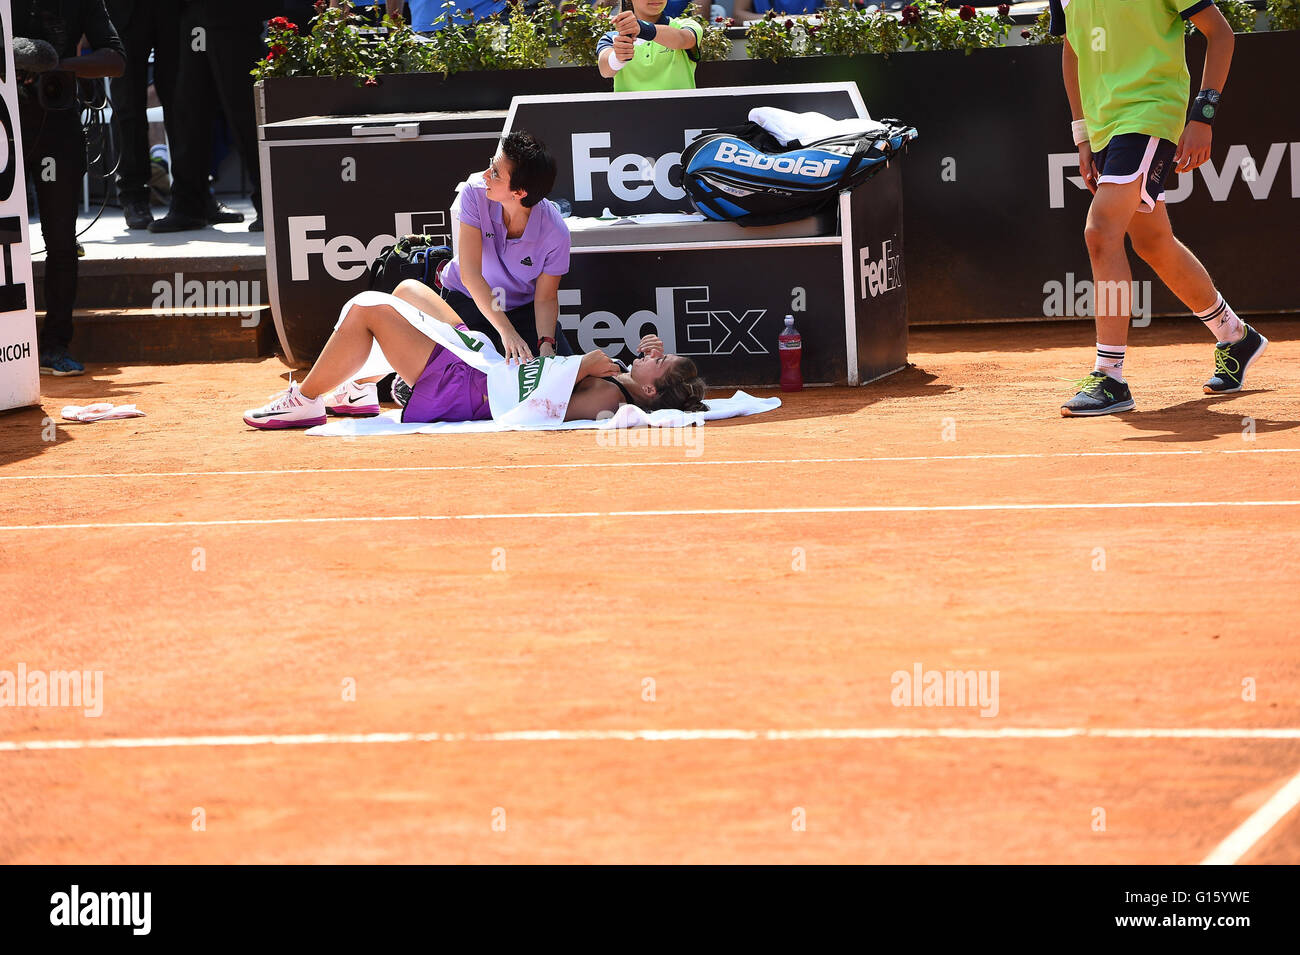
<box><xmin>778</xmin><ymin>314</ymin><xmax>803</xmax><ymax>392</ymax></box>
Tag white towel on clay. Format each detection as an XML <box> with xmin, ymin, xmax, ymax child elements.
<box><xmin>60</xmin><ymin>403</ymin><xmax>146</xmax><ymax>422</ymax></box>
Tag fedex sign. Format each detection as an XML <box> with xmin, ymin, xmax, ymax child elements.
<box><xmin>571</xmin><ymin>129</ymin><xmax>707</xmax><ymax>203</ymax></box>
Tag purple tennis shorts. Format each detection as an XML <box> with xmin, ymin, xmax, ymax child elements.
<box><xmin>401</xmin><ymin>336</ymin><xmax>491</xmax><ymax>424</ymax></box>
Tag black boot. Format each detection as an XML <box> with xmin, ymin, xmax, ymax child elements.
<box><xmin>123</xmin><ymin>198</ymin><xmax>153</xmax><ymax>230</ymax></box>
<box><xmin>148</xmin><ymin>210</ymin><xmax>210</xmax><ymax>233</ymax></box>
<box><xmin>207</xmin><ymin>196</ymin><xmax>245</xmax><ymax>225</ymax></box>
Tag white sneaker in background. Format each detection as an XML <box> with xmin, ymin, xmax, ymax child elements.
<box><xmin>326</xmin><ymin>379</ymin><xmax>381</xmax><ymax>416</ymax></box>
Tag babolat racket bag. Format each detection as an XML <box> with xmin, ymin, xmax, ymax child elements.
<box><xmin>680</xmin><ymin>120</ymin><xmax>918</xmax><ymax>226</ymax></box>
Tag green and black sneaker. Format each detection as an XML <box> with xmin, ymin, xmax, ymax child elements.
<box><xmin>1060</xmin><ymin>371</ymin><xmax>1135</xmax><ymax>417</ymax></box>
<box><xmin>1204</xmin><ymin>325</ymin><xmax>1268</xmax><ymax>394</ymax></box>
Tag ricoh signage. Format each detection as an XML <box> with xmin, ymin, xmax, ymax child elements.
<box><xmin>0</xmin><ymin>0</ymin><xmax>42</xmax><ymax>411</ymax></box>
<box><xmin>508</xmin><ymin>84</ymin><xmax>867</xmax><ymax>218</ymax></box>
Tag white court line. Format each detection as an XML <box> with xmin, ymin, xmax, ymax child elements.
<box><xmin>2</xmin><ymin>446</ymin><xmax>1298</xmax><ymax>482</ymax></box>
<box><xmin>1200</xmin><ymin>767</ymin><xmax>1300</xmax><ymax>865</ymax></box>
<box><xmin>2</xmin><ymin>499</ymin><xmax>1299</xmax><ymax>532</ymax></box>
<box><xmin>2</xmin><ymin>726</ymin><xmax>1298</xmax><ymax>752</ymax></box>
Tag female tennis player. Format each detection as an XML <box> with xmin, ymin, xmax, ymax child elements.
<box><xmin>241</xmin><ymin>280</ymin><xmax>707</xmax><ymax>428</ymax></box>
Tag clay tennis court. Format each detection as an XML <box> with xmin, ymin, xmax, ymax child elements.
<box><xmin>1</xmin><ymin>316</ymin><xmax>1297</xmax><ymax>864</ymax></box>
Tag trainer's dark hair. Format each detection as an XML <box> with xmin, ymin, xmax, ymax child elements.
<box><xmin>646</xmin><ymin>357</ymin><xmax>708</xmax><ymax>414</ymax></box>
<box><xmin>501</xmin><ymin>131</ymin><xmax>557</xmax><ymax>208</ymax></box>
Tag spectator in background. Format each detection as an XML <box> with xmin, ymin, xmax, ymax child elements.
<box><xmin>106</xmin><ymin>1</ymin><xmax>180</xmax><ymax>230</ymax></box>
<box><xmin>732</xmin><ymin>0</ymin><xmax>823</xmax><ymax>23</ymax></box>
<box><xmin>405</xmin><ymin>0</ymin><xmax>508</xmax><ymax>30</ymax></box>
<box><xmin>150</xmin><ymin>1</ymin><xmax>275</xmax><ymax>232</ymax></box>
<box><xmin>598</xmin><ymin>0</ymin><xmax>702</xmax><ymax>91</ymax></box>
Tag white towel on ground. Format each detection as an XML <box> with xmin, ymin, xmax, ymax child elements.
<box><xmin>305</xmin><ymin>391</ymin><xmax>780</xmax><ymax>437</ymax></box>
<box><xmin>60</xmin><ymin>403</ymin><xmax>146</xmax><ymax>422</ymax></box>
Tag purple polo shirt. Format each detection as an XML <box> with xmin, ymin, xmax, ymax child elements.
<box><xmin>442</xmin><ymin>176</ymin><xmax>571</xmax><ymax>310</ymax></box>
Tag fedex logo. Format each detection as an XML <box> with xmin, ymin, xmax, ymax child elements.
<box><xmin>559</xmin><ymin>286</ymin><xmax>767</xmax><ymax>357</ymax></box>
<box><xmin>859</xmin><ymin>240</ymin><xmax>901</xmax><ymax>299</ymax></box>
<box><xmin>714</xmin><ymin>141</ymin><xmax>842</xmax><ymax>179</ymax></box>
<box><xmin>288</xmin><ymin>211</ymin><xmax>448</xmax><ymax>282</ymax></box>
<box><xmin>571</xmin><ymin>129</ymin><xmax>706</xmax><ymax>203</ymax></box>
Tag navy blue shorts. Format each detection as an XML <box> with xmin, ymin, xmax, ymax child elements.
<box><xmin>1095</xmin><ymin>133</ymin><xmax>1177</xmax><ymax>213</ymax></box>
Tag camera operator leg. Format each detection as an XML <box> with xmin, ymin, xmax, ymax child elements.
<box><xmin>108</xmin><ymin>0</ymin><xmax>182</xmax><ymax>229</ymax></box>
<box><xmin>149</xmin><ymin>1</ymin><xmax>214</xmax><ymax>232</ymax></box>
<box><xmin>199</xmin><ymin>2</ymin><xmax>268</xmax><ymax>231</ymax></box>
<box><xmin>24</xmin><ymin>107</ymin><xmax>89</xmax><ymax>375</ymax></box>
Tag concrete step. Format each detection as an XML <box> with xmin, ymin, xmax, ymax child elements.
<box><xmin>38</xmin><ymin>306</ymin><xmax>275</xmax><ymax>363</ymax></box>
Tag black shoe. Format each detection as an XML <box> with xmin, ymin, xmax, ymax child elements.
<box><xmin>148</xmin><ymin>212</ymin><xmax>210</xmax><ymax>233</ymax></box>
<box><xmin>207</xmin><ymin>198</ymin><xmax>244</xmax><ymax>225</ymax></box>
<box><xmin>391</xmin><ymin>375</ymin><xmax>411</xmax><ymax>409</ymax></box>
<box><xmin>1204</xmin><ymin>325</ymin><xmax>1268</xmax><ymax>394</ymax></box>
<box><xmin>1060</xmin><ymin>371</ymin><xmax>1135</xmax><ymax>417</ymax></box>
<box><xmin>248</xmin><ymin>216</ymin><xmax>263</xmax><ymax>232</ymax></box>
<box><xmin>123</xmin><ymin>198</ymin><xmax>153</xmax><ymax>230</ymax></box>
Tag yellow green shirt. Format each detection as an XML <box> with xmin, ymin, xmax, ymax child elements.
<box><xmin>599</xmin><ymin>17</ymin><xmax>703</xmax><ymax>93</ymax></box>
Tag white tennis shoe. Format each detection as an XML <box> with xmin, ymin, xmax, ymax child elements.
<box><xmin>243</xmin><ymin>381</ymin><xmax>327</xmax><ymax>430</ymax></box>
<box><xmin>326</xmin><ymin>379</ymin><xmax>381</xmax><ymax>416</ymax></box>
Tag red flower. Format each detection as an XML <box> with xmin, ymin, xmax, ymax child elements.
<box><xmin>959</xmin><ymin>5</ymin><xmax>975</xmax><ymax>20</ymax></box>
<box><xmin>1021</xmin><ymin>29</ymin><xmax>1031</xmax><ymax>38</ymax></box>
<box><xmin>765</xmin><ymin>10</ymin><xmax>775</xmax><ymax>19</ymax></box>
<box><xmin>364</xmin><ymin>77</ymin><xmax>380</xmax><ymax>87</ymax></box>
<box><xmin>265</xmin><ymin>50</ymin><xmax>277</xmax><ymax>61</ymax></box>
<box><xmin>727</xmin><ymin>17</ymin><xmax>736</xmax><ymax>25</ymax></box>
<box><xmin>314</xmin><ymin>0</ymin><xmax>327</xmax><ymax>12</ymax></box>
<box><xmin>784</xmin><ymin>18</ymin><xmax>794</xmax><ymax>28</ymax></box>
<box><xmin>900</xmin><ymin>4</ymin><xmax>920</xmax><ymax>25</ymax></box>
<box><xmin>270</xmin><ymin>43</ymin><xmax>288</xmax><ymax>58</ymax></box>
<box><xmin>269</xmin><ymin>16</ymin><xmax>296</xmax><ymax>32</ymax></box>
<box><xmin>997</xmin><ymin>3</ymin><xmax>1009</xmax><ymax>15</ymax></box>
<box><xmin>715</xmin><ymin>15</ymin><xmax>725</xmax><ymax>21</ymax></box>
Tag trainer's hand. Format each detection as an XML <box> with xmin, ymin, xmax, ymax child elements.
<box><xmin>637</xmin><ymin>334</ymin><xmax>665</xmax><ymax>358</ymax></box>
<box><xmin>613</xmin><ymin>33</ymin><xmax>635</xmax><ymax>61</ymax></box>
<box><xmin>581</xmin><ymin>350</ymin><xmax>622</xmax><ymax>379</ymax></box>
<box><xmin>1078</xmin><ymin>143</ymin><xmax>1099</xmax><ymax>195</ymax></box>
<box><xmin>1174</xmin><ymin>122</ymin><xmax>1212</xmax><ymax>174</ymax></box>
<box><xmin>501</xmin><ymin>329</ymin><xmax>534</xmax><ymax>365</ymax></box>
<box><xmin>613</xmin><ymin>10</ymin><xmax>637</xmax><ymax>35</ymax></box>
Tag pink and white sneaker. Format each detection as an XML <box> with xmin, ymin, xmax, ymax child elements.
<box><xmin>326</xmin><ymin>379</ymin><xmax>381</xmax><ymax>416</ymax></box>
<box><xmin>243</xmin><ymin>381</ymin><xmax>327</xmax><ymax>429</ymax></box>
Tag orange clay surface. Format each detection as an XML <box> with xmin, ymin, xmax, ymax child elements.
<box><xmin>1</xmin><ymin>317</ymin><xmax>1297</xmax><ymax>864</ymax></box>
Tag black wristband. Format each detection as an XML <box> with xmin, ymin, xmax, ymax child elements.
<box><xmin>1190</xmin><ymin>88</ymin><xmax>1220</xmax><ymax>126</ymax></box>
<box><xmin>637</xmin><ymin>19</ymin><xmax>657</xmax><ymax>41</ymax></box>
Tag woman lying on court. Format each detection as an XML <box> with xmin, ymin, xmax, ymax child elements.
<box><xmin>242</xmin><ymin>279</ymin><xmax>707</xmax><ymax>428</ymax></box>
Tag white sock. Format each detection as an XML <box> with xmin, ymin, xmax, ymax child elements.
<box><xmin>1094</xmin><ymin>343</ymin><xmax>1127</xmax><ymax>382</ymax></box>
<box><xmin>1195</xmin><ymin>293</ymin><xmax>1245</xmax><ymax>344</ymax></box>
